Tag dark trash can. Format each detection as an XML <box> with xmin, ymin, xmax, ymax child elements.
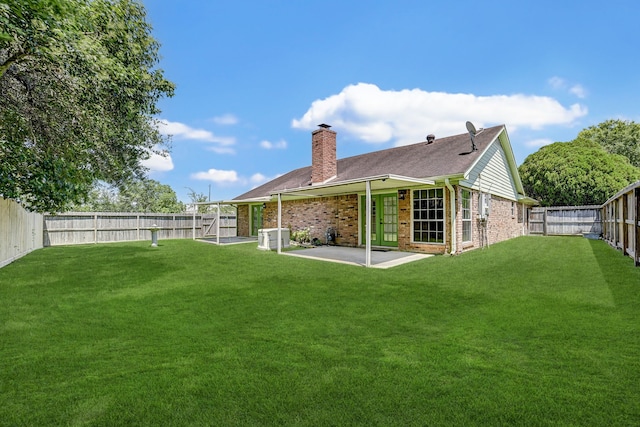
<box><xmin>326</xmin><ymin>227</ymin><xmax>336</xmax><ymax>245</ymax></box>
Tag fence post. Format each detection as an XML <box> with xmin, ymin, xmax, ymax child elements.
<box><xmin>636</xmin><ymin>188</ymin><xmax>640</xmax><ymax>266</ymax></box>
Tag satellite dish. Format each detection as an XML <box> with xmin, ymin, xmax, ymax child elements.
<box><xmin>466</xmin><ymin>121</ymin><xmax>477</xmax><ymax>136</ymax></box>
<box><xmin>466</xmin><ymin>121</ymin><xmax>478</xmax><ymax>151</ymax></box>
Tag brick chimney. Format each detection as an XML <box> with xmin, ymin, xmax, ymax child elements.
<box><xmin>311</xmin><ymin>124</ymin><xmax>337</xmax><ymax>184</ymax></box>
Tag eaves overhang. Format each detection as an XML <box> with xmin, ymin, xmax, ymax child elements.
<box><xmin>198</xmin><ymin>196</ymin><xmax>272</xmax><ymax>206</ymax></box>
<box><xmin>270</xmin><ymin>174</ymin><xmax>436</xmax><ymax>200</ymax></box>
<box><xmin>517</xmin><ymin>195</ymin><xmax>539</xmax><ymax>205</ymax></box>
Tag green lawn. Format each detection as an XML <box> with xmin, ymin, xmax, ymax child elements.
<box><xmin>1</xmin><ymin>236</ymin><xmax>639</xmax><ymax>426</ymax></box>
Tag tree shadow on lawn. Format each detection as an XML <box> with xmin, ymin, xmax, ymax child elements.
<box><xmin>587</xmin><ymin>239</ymin><xmax>640</xmax><ymax>309</ymax></box>
<box><xmin>41</xmin><ymin>244</ymin><xmax>181</xmax><ymax>296</ymax></box>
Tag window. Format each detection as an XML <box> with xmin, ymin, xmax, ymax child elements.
<box><xmin>413</xmin><ymin>188</ymin><xmax>444</xmax><ymax>243</ymax></box>
<box><xmin>462</xmin><ymin>189</ymin><xmax>472</xmax><ymax>242</ymax></box>
<box><xmin>511</xmin><ymin>201</ymin><xmax>515</xmax><ymax>218</ymax></box>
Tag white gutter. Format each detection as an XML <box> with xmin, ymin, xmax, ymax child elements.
<box><xmin>445</xmin><ymin>178</ymin><xmax>456</xmax><ymax>255</ymax></box>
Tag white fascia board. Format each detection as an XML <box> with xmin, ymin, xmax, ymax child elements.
<box><xmin>272</xmin><ymin>174</ymin><xmax>435</xmax><ymax>198</ymax></box>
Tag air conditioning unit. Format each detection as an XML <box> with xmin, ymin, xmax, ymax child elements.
<box><xmin>257</xmin><ymin>228</ymin><xmax>290</xmax><ymax>250</ymax></box>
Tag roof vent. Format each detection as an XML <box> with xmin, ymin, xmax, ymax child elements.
<box><xmin>426</xmin><ymin>134</ymin><xmax>435</xmax><ymax>144</ymax></box>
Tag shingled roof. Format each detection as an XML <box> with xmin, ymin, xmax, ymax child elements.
<box><xmin>234</xmin><ymin>125</ymin><xmax>505</xmax><ymax>201</ymax></box>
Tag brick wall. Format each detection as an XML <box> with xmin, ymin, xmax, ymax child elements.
<box><xmin>236</xmin><ymin>204</ymin><xmax>249</xmax><ymax>237</ymax></box>
<box><xmin>236</xmin><ymin>187</ymin><xmax>528</xmax><ymax>254</ymax></box>
<box><xmin>262</xmin><ymin>195</ymin><xmax>359</xmax><ymax>246</ymax></box>
<box><xmin>483</xmin><ymin>194</ymin><xmax>525</xmax><ymax>246</ymax></box>
<box><xmin>460</xmin><ymin>190</ymin><xmax>527</xmax><ymax>252</ymax></box>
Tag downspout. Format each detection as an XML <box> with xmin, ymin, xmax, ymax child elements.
<box><xmin>445</xmin><ymin>178</ymin><xmax>456</xmax><ymax>255</ymax></box>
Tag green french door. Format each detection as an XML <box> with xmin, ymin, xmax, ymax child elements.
<box><xmin>250</xmin><ymin>204</ymin><xmax>263</xmax><ymax>236</ymax></box>
<box><xmin>361</xmin><ymin>193</ymin><xmax>398</xmax><ymax>247</ymax></box>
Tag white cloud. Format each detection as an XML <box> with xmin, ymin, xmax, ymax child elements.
<box><xmin>260</xmin><ymin>139</ymin><xmax>287</xmax><ymax>149</ymax></box>
<box><xmin>548</xmin><ymin>76</ymin><xmax>566</xmax><ymax>90</ymax></box>
<box><xmin>189</xmin><ymin>169</ymin><xmax>280</xmax><ymax>189</ymax></box>
<box><xmin>249</xmin><ymin>173</ymin><xmax>281</xmax><ymax>187</ymax></box>
<box><xmin>569</xmin><ymin>84</ymin><xmax>587</xmax><ymax>99</ymax></box>
<box><xmin>206</xmin><ymin>146</ymin><xmax>236</xmax><ymax>155</ymax></box>
<box><xmin>250</xmin><ymin>173</ymin><xmax>267</xmax><ymax>184</ymax></box>
<box><xmin>548</xmin><ymin>76</ymin><xmax>587</xmax><ymax>99</ymax></box>
<box><xmin>190</xmin><ymin>168</ymin><xmax>240</xmax><ymax>184</ymax></box>
<box><xmin>157</xmin><ymin>119</ymin><xmax>236</xmax><ymax>153</ymax></box>
<box><xmin>292</xmin><ymin>83</ymin><xmax>588</xmax><ymax>146</ymax></box>
<box><xmin>524</xmin><ymin>138</ymin><xmax>554</xmax><ymax>148</ymax></box>
<box><xmin>212</xmin><ymin>114</ymin><xmax>239</xmax><ymax>125</ymax></box>
<box><xmin>141</xmin><ymin>149</ymin><xmax>174</xmax><ymax>172</ymax></box>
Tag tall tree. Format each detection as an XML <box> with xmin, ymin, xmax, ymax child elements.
<box><xmin>186</xmin><ymin>187</ymin><xmax>211</xmax><ymax>214</ymax></box>
<box><xmin>519</xmin><ymin>139</ymin><xmax>640</xmax><ymax>206</ymax></box>
<box><xmin>577</xmin><ymin>119</ymin><xmax>640</xmax><ymax>168</ymax></box>
<box><xmin>0</xmin><ymin>0</ymin><xmax>174</xmax><ymax>212</ymax></box>
<box><xmin>74</xmin><ymin>179</ymin><xmax>185</xmax><ymax>213</ymax></box>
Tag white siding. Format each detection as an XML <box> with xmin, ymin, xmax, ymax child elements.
<box><xmin>460</xmin><ymin>139</ymin><xmax>518</xmax><ymax>201</ymax></box>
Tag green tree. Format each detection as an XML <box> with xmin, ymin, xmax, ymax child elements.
<box><xmin>577</xmin><ymin>119</ymin><xmax>640</xmax><ymax>168</ymax></box>
<box><xmin>186</xmin><ymin>187</ymin><xmax>211</xmax><ymax>214</ymax></box>
<box><xmin>0</xmin><ymin>0</ymin><xmax>174</xmax><ymax>212</ymax></box>
<box><xmin>74</xmin><ymin>179</ymin><xmax>184</xmax><ymax>213</ymax></box>
<box><xmin>72</xmin><ymin>182</ymin><xmax>118</xmax><ymax>212</ymax></box>
<box><xmin>519</xmin><ymin>139</ymin><xmax>640</xmax><ymax>206</ymax></box>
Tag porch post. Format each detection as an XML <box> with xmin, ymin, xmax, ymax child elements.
<box><xmin>216</xmin><ymin>202</ymin><xmax>221</xmax><ymax>245</ymax></box>
<box><xmin>277</xmin><ymin>193</ymin><xmax>282</xmax><ymax>254</ymax></box>
<box><xmin>192</xmin><ymin>204</ymin><xmax>196</xmax><ymax>240</ymax></box>
<box><xmin>365</xmin><ymin>180</ymin><xmax>372</xmax><ymax>267</ymax></box>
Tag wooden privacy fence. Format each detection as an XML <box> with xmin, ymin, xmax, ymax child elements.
<box><xmin>0</xmin><ymin>198</ymin><xmax>44</xmax><ymax>268</ymax></box>
<box><xmin>601</xmin><ymin>181</ymin><xmax>640</xmax><ymax>266</ymax></box>
<box><xmin>529</xmin><ymin>206</ymin><xmax>602</xmax><ymax>236</ymax></box>
<box><xmin>43</xmin><ymin>212</ymin><xmax>237</xmax><ymax>246</ymax></box>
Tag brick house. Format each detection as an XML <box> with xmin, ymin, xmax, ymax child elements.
<box><xmin>231</xmin><ymin>123</ymin><xmax>537</xmax><ymax>256</ymax></box>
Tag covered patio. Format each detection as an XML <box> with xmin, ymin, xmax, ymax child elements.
<box><xmin>283</xmin><ymin>245</ymin><xmax>433</xmax><ymax>269</ymax></box>
<box><xmin>269</xmin><ymin>173</ymin><xmax>436</xmax><ymax>267</ymax></box>
<box><xmin>197</xmin><ymin>174</ymin><xmax>437</xmax><ymax>267</ymax></box>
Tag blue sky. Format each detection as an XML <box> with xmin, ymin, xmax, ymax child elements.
<box><xmin>141</xmin><ymin>0</ymin><xmax>640</xmax><ymax>203</ymax></box>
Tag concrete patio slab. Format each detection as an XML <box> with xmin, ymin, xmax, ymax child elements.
<box><xmin>283</xmin><ymin>245</ymin><xmax>433</xmax><ymax>269</ymax></box>
<box><xmin>198</xmin><ymin>236</ymin><xmax>258</xmax><ymax>245</ymax></box>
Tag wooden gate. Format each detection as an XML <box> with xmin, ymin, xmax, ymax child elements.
<box><xmin>201</xmin><ymin>214</ymin><xmax>237</xmax><ymax>238</ymax></box>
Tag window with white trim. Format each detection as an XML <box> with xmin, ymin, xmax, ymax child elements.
<box><xmin>462</xmin><ymin>189</ymin><xmax>472</xmax><ymax>243</ymax></box>
<box><xmin>413</xmin><ymin>188</ymin><xmax>444</xmax><ymax>243</ymax></box>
